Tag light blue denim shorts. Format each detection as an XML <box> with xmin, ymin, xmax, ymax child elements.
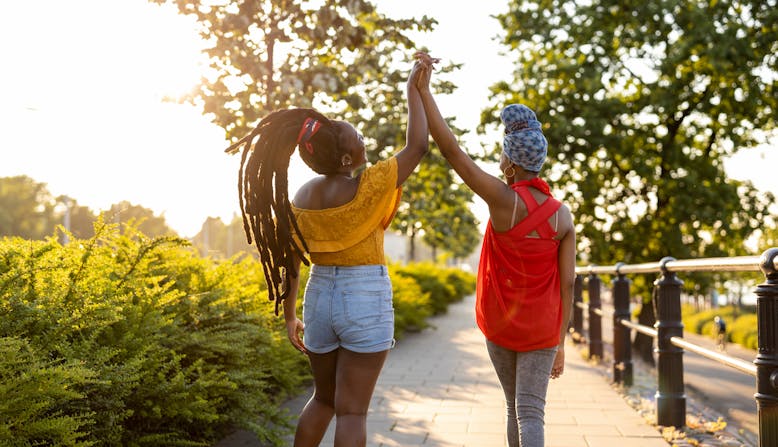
<box><xmin>303</xmin><ymin>264</ymin><xmax>395</xmax><ymax>354</ymax></box>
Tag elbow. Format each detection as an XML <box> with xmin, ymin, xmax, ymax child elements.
<box><xmin>414</xmin><ymin>139</ymin><xmax>430</xmax><ymax>156</ymax></box>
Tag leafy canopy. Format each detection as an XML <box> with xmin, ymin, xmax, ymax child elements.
<box><xmin>151</xmin><ymin>0</ymin><xmax>481</xmax><ymax>259</ymax></box>
<box><xmin>488</xmin><ymin>0</ymin><xmax>777</xmax><ymax>265</ymax></box>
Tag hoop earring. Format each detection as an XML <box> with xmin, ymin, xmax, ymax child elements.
<box><xmin>503</xmin><ymin>166</ymin><xmax>516</xmax><ymax>179</ymax></box>
<box><xmin>341</xmin><ymin>154</ymin><xmax>353</xmax><ymax>167</ymax></box>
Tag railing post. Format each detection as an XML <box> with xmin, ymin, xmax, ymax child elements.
<box><xmin>654</xmin><ymin>257</ymin><xmax>686</xmax><ymax>427</ymax></box>
<box><xmin>755</xmin><ymin>248</ymin><xmax>778</xmax><ymax>447</ymax></box>
<box><xmin>613</xmin><ymin>263</ymin><xmax>633</xmax><ymax>386</ymax></box>
<box><xmin>588</xmin><ymin>273</ymin><xmax>603</xmax><ymax>360</ymax></box>
<box><xmin>573</xmin><ymin>274</ymin><xmax>584</xmax><ymax>343</ymax></box>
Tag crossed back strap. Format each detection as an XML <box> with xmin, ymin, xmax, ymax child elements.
<box><xmin>512</xmin><ymin>187</ymin><xmax>561</xmax><ymax>239</ymax></box>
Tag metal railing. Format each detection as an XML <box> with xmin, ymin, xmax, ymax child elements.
<box><xmin>571</xmin><ymin>248</ymin><xmax>778</xmax><ymax>447</ymax></box>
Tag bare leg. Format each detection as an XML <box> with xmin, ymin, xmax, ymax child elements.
<box><xmin>333</xmin><ymin>348</ymin><xmax>389</xmax><ymax>447</ymax></box>
<box><xmin>294</xmin><ymin>350</ymin><xmax>339</xmax><ymax>447</ymax></box>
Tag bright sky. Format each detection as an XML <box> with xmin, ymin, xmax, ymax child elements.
<box><xmin>1</xmin><ymin>0</ymin><xmax>775</xmax><ymax>238</ymax></box>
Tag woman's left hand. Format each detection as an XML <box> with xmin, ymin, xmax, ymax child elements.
<box><xmin>550</xmin><ymin>346</ymin><xmax>565</xmax><ymax>379</ymax></box>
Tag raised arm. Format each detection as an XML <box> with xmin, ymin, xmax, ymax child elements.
<box><xmin>414</xmin><ymin>56</ymin><xmax>513</xmax><ymax>208</ymax></box>
<box><xmin>394</xmin><ymin>56</ymin><xmax>430</xmax><ymax>186</ymax></box>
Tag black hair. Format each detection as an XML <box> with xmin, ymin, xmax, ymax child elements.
<box><xmin>225</xmin><ymin>108</ymin><xmax>349</xmax><ymax>315</ymax></box>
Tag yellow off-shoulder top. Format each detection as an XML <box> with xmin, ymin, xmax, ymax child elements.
<box><xmin>291</xmin><ymin>157</ymin><xmax>402</xmax><ymax>266</ymax></box>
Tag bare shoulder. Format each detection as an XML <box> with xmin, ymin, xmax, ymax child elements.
<box><xmin>292</xmin><ymin>177</ymin><xmax>326</xmax><ymax>209</ymax></box>
<box><xmin>554</xmin><ymin>202</ymin><xmax>575</xmax><ymax>239</ymax></box>
<box><xmin>292</xmin><ymin>175</ymin><xmax>360</xmax><ymax>210</ymax></box>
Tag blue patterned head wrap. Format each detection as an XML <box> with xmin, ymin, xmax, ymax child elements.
<box><xmin>500</xmin><ymin>104</ymin><xmax>547</xmax><ymax>173</ymax></box>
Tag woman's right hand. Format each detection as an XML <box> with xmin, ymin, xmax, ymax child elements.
<box><xmin>286</xmin><ymin>317</ymin><xmax>307</xmax><ymax>354</ymax></box>
<box><xmin>411</xmin><ymin>51</ymin><xmax>437</xmax><ymax>92</ymax></box>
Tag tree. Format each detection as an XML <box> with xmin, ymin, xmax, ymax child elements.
<box><xmin>489</xmin><ymin>0</ymin><xmax>777</xmax><ymax>361</ymax></box>
<box><xmin>103</xmin><ymin>201</ymin><xmax>176</xmax><ymax>238</ymax></box>
<box><xmin>408</xmin><ymin>152</ymin><xmax>481</xmax><ymax>260</ymax></box>
<box><xmin>67</xmin><ymin>202</ymin><xmax>97</xmax><ymax>240</ymax></box>
<box><xmin>757</xmin><ymin>214</ymin><xmax>778</xmax><ymax>252</ymax></box>
<box><xmin>150</xmin><ymin>0</ymin><xmax>481</xmax><ymax>262</ymax></box>
<box><xmin>191</xmin><ymin>215</ymin><xmax>255</xmax><ymax>258</ymax></box>
<box><xmin>58</xmin><ymin>196</ymin><xmax>97</xmax><ymax>241</ymax></box>
<box><xmin>0</xmin><ymin>176</ymin><xmax>57</xmax><ymax>239</ymax></box>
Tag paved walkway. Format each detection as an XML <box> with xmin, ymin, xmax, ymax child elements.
<box><xmin>217</xmin><ymin>294</ymin><xmax>669</xmax><ymax>446</ymax></box>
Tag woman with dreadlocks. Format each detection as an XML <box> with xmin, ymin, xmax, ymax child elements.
<box><xmin>225</xmin><ymin>53</ymin><xmax>432</xmax><ymax>447</ymax></box>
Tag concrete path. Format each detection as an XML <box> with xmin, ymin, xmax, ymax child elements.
<box><xmin>217</xmin><ymin>294</ymin><xmax>669</xmax><ymax>446</ymax></box>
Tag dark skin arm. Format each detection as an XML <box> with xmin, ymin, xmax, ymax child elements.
<box><xmin>416</xmin><ymin>52</ymin><xmax>577</xmax><ymax>378</ymax></box>
<box><xmin>394</xmin><ymin>53</ymin><xmax>432</xmax><ymax>187</ymax></box>
<box><xmin>284</xmin><ymin>54</ymin><xmax>433</xmax><ymax>352</ymax></box>
<box><xmin>413</xmin><ymin>55</ymin><xmax>517</xmax><ymax>230</ymax></box>
<box><xmin>283</xmin><ymin>254</ymin><xmax>306</xmax><ymax>353</ymax></box>
<box><xmin>551</xmin><ymin>211</ymin><xmax>576</xmax><ymax>379</ymax></box>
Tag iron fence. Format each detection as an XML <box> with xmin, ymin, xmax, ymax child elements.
<box><xmin>571</xmin><ymin>248</ymin><xmax>778</xmax><ymax>447</ymax></box>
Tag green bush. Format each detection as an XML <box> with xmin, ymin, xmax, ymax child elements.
<box><xmin>388</xmin><ymin>266</ymin><xmax>432</xmax><ymax>339</ymax></box>
<box><xmin>681</xmin><ymin>305</ymin><xmax>758</xmax><ymax>351</ymax></box>
<box><xmin>393</xmin><ymin>262</ymin><xmax>475</xmax><ymax>315</ymax></box>
<box><xmin>0</xmin><ymin>220</ymin><xmax>476</xmax><ymax>446</ymax></box>
<box><xmin>729</xmin><ymin>314</ymin><xmax>758</xmax><ymax>350</ymax></box>
<box><xmin>0</xmin><ymin>222</ymin><xmax>308</xmax><ymax>446</ymax></box>
<box><xmin>0</xmin><ymin>337</ymin><xmax>96</xmax><ymax>447</ymax></box>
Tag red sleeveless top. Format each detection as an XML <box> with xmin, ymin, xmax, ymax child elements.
<box><xmin>475</xmin><ymin>178</ymin><xmax>563</xmax><ymax>352</ymax></box>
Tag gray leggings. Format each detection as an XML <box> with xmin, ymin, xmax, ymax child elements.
<box><xmin>486</xmin><ymin>339</ymin><xmax>558</xmax><ymax>447</ymax></box>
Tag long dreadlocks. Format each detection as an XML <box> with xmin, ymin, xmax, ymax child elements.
<box><xmin>225</xmin><ymin>108</ymin><xmax>348</xmax><ymax>315</ymax></box>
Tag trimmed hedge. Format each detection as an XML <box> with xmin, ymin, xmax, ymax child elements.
<box><xmin>393</xmin><ymin>262</ymin><xmax>476</xmax><ymax>316</ymax></box>
<box><xmin>0</xmin><ymin>225</ymin><xmax>476</xmax><ymax>446</ymax></box>
<box><xmin>681</xmin><ymin>305</ymin><xmax>758</xmax><ymax>350</ymax></box>
<box><xmin>0</xmin><ymin>223</ymin><xmax>307</xmax><ymax>446</ymax></box>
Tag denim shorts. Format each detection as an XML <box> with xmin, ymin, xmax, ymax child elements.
<box><xmin>303</xmin><ymin>264</ymin><xmax>395</xmax><ymax>354</ymax></box>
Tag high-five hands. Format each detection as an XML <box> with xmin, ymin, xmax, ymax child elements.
<box><xmin>411</xmin><ymin>51</ymin><xmax>440</xmax><ymax>92</ymax></box>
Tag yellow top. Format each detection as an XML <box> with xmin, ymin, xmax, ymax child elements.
<box><xmin>291</xmin><ymin>157</ymin><xmax>402</xmax><ymax>266</ymax></box>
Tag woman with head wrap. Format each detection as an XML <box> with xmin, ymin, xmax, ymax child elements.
<box><xmin>414</xmin><ymin>53</ymin><xmax>576</xmax><ymax>447</ymax></box>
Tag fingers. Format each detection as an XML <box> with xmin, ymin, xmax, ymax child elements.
<box><xmin>413</xmin><ymin>51</ymin><xmax>440</xmax><ymax>68</ymax></box>
<box><xmin>287</xmin><ymin>319</ymin><xmax>308</xmax><ymax>354</ymax></box>
<box><xmin>550</xmin><ymin>349</ymin><xmax>565</xmax><ymax>379</ymax></box>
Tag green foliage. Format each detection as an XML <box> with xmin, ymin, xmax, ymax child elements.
<box><xmin>393</xmin><ymin>262</ymin><xmax>476</xmax><ymax>315</ymax></box>
<box><xmin>395</xmin><ymin>151</ymin><xmax>482</xmax><ymax>261</ymax></box>
<box><xmin>0</xmin><ymin>176</ymin><xmax>180</xmax><ymax>243</ymax></box>
<box><xmin>489</xmin><ymin>0</ymin><xmax>777</xmax><ymax>266</ymax></box>
<box><xmin>388</xmin><ymin>265</ymin><xmax>432</xmax><ymax>339</ymax></box>
<box><xmin>0</xmin><ymin>175</ymin><xmax>58</xmax><ymax>240</ymax></box>
<box><xmin>104</xmin><ymin>201</ymin><xmax>176</xmax><ymax>238</ymax></box>
<box><xmin>729</xmin><ymin>314</ymin><xmax>759</xmax><ymax>350</ymax></box>
<box><xmin>0</xmin><ymin>337</ymin><xmax>96</xmax><ymax>447</ymax></box>
<box><xmin>681</xmin><ymin>305</ymin><xmax>758</xmax><ymax>350</ymax></box>
<box><xmin>189</xmin><ymin>216</ymin><xmax>255</xmax><ymax>259</ymax></box>
<box><xmin>0</xmin><ymin>212</ymin><xmax>475</xmax><ymax>446</ymax></box>
<box><xmin>149</xmin><ymin>0</ymin><xmax>480</xmax><ymax>261</ymax></box>
<box><xmin>0</xmin><ymin>221</ymin><xmax>308</xmax><ymax>446</ymax></box>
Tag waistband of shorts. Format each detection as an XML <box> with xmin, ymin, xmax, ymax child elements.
<box><xmin>310</xmin><ymin>264</ymin><xmax>388</xmax><ymax>277</ymax></box>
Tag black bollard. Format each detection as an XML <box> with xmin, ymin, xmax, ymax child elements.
<box><xmin>755</xmin><ymin>248</ymin><xmax>778</xmax><ymax>447</ymax></box>
<box><xmin>573</xmin><ymin>275</ymin><xmax>584</xmax><ymax>343</ymax></box>
<box><xmin>588</xmin><ymin>273</ymin><xmax>603</xmax><ymax>360</ymax></box>
<box><xmin>653</xmin><ymin>257</ymin><xmax>686</xmax><ymax>427</ymax></box>
<box><xmin>613</xmin><ymin>264</ymin><xmax>633</xmax><ymax>386</ymax></box>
